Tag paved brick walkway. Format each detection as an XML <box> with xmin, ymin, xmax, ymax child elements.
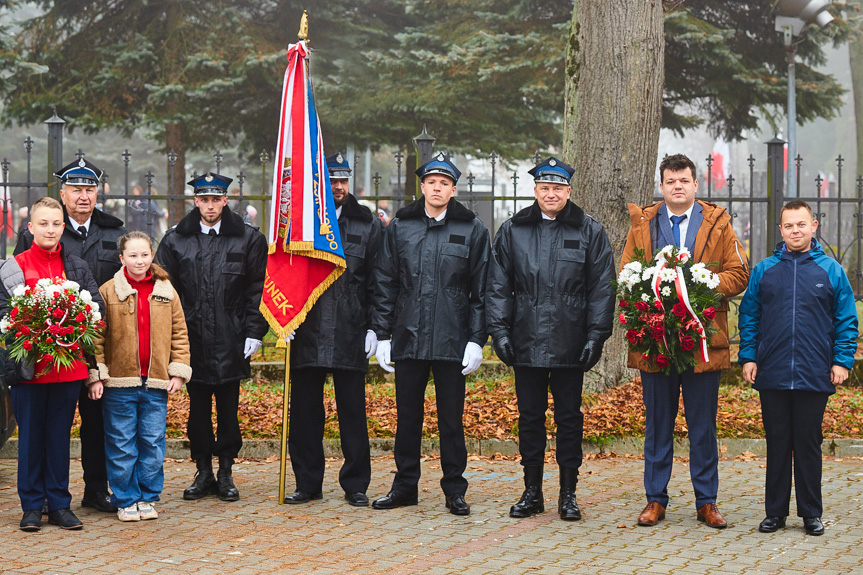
<box><xmin>1</xmin><ymin>455</ymin><xmax>862</xmax><ymax>574</ymax></box>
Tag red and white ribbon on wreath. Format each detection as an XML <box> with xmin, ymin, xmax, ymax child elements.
<box><xmin>650</xmin><ymin>248</ymin><xmax>709</xmax><ymax>362</ymax></box>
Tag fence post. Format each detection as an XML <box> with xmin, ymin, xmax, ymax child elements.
<box><xmin>766</xmin><ymin>136</ymin><xmax>786</xmax><ymax>253</ymax></box>
<box><xmin>44</xmin><ymin>110</ymin><xmax>66</xmax><ymax>199</ymax></box>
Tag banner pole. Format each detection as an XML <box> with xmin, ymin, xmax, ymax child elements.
<box><xmin>278</xmin><ymin>341</ymin><xmax>291</xmax><ymax>504</ymax></box>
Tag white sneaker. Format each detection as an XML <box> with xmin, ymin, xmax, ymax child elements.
<box><xmin>117</xmin><ymin>504</ymin><xmax>140</xmax><ymax>522</ymax></box>
<box><xmin>137</xmin><ymin>502</ymin><xmax>158</xmax><ymax>520</ymax></box>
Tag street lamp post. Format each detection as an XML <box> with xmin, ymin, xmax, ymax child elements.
<box><xmin>774</xmin><ymin>0</ymin><xmax>835</xmax><ymax>197</ymax></box>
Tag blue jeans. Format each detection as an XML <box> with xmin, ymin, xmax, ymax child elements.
<box><xmin>102</xmin><ymin>384</ymin><xmax>168</xmax><ymax>509</ymax></box>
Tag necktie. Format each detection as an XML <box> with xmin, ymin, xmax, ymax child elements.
<box><xmin>208</xmin><ymin>229</ymin><xmax>217</xmax><ymax>236</ymax></box>
<box><xmin>670</xmin><ymin>214</ymin><xmax>687</xmax><ymax>247</ymax></box>
<box><xmin>78</xmin><ymin>225</ymin><xmax>87</xmax><ymax>239</ymax></box>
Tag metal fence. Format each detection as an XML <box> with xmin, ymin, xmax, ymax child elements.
<box><xmin>2</xmin><ymin>120</ymin><xmax>862</xmax><ymax>343</ymax></box>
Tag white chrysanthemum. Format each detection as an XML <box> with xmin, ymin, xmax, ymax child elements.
<box><xmin>62</xmin><ymin>280</ymin><xmax>80</xmax><ymax>292</ymax></box>
<box><xmin>80</xmin><ymin>290</ymin><xmax>93</xmax><ymax>304</ymax></box>
<box><xmin>0</xmin><ymin>318</ymin><xmax>10</xmax><ymax>333</ymax></box>
<box><xmin>91</xmin><ymin>310</ymin><xmax>102</xmax><ymax>322</ymax></box>
<box><xmin>623</xmin><ymin>261</ymin><xmax>643</xmax><ymax>274</ymax></box>
<box><xmin>660</xmin><ymin>268</ymin><xmax>676</xmax><ymax>283</ymax></box>
<box><xmin>661</xmin><ymin>286</ymin><xmax>672</xmax><ymax>297</ymax></box>
<box><xmin>12</xmin><ymin>285</ymin><xmax>27</xmax><ymax>297</ymax></box>
<box><xmin>36</xmin><ymin>278</ymin><xmax>51</xmax><ymax>288</ymax></box>
<box><xmin>707</xmin><ymin>274</ymin><xmax>721</xmax><ymax>289</ymax></box>
<box><xmin>641</xmin><ymin>267</ymin><xmax>657</xmax><ymax>281</ymax></box>
<box><xmin>617</xmin><ymin>269</ymin><xmax>632</xmax><ymax>283</ymax></box>
<box><xmin>641</xmin><ymin>293</ymin><xmax>651</xmax><ymax>302</ymax></box>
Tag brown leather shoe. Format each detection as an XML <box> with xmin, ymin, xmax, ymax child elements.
<box><xmin>637</xmin><ymin>501</ymin><xmax>666</xmax><ymax>526</ymax></box>
<box><xmin>697</xmin><ymin>503</ymin><xmax>728</xmax><ymax>529</ymax></box>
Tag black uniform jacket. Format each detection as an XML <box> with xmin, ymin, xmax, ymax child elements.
<box><xmin>291</xmin><ymin>194</ymin><xmax>384</xmax><ymax>372</ymax></box>
<box><xmin>371</xmin><ymin>197</ymin><xmax>490</xmax><ymax>363</ymax></box>
<box><xmin>15</xmin><ymin>207</ymin><xmax>127</xmax><ymax>286</ymax></box>
<box><xmin>156</xmin><ymin>207</ymin><xmax>268</xmax><ymax>385</ymax></box>
<box><xmin>486</xmin><ymin>200</ymin><xmax>616</xmax><ymax>368</ymax></box>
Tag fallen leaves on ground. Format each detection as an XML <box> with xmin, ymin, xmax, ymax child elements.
<box><xmin>66</xmin><ymin>376</ymin><xmax>858</xmax><ymax>443</ymax></box>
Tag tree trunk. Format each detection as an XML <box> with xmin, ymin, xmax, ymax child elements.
<box><xmin>165</xmin><ymin>122</ymin><xmax>186</xmax><ymax>225</ymax></box>
<box><xmin>850</xmin><ymin>0</ymin><xmax>863</xmax><ymax>192</ymax></box>
<box><xmin>563</xmin><ymin>0</ymin><xmax>664</xmax><ymax>392</ymax></box>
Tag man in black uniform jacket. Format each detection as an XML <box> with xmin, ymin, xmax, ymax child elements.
<box><xmin>284</xmin><ymin>153</ymin><xmax>384</xmax><ymax>507</ymax></box>
<box><xmin>156</xmin><ymin>172</ymin><xmax>268</xmax><ymax>502</ymax></box>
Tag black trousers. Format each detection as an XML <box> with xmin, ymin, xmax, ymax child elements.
<box><xmin>186</xmin><ymin>380</ymin><xmax>243</xmax><ymax>461</ymax></box>
<box><xmin>759</xmin><ymin>389</ymin><xmax>830</xmax><ymax>518</ymax></box>
<box><xmin>288</xmin><ymin>367</ymin><xmax>371</xmax><ymax>494</ymax></box>
<box><xmin>78</xmin><ymin>383</ymin><xmax>108</xmax><ymax>492</ymax></box>
<box><xmin>392</xmin><ymin>359</ymin><xmax>467</xmax><ymax>497</ymax></box>
<box><xmin>514</xmin><ymin>367</ymin><xmax>585</xmax><ymax>472</ymax></box>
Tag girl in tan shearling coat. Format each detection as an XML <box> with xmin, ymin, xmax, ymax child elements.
<box><xmin>87</xmin><ymin>231</ymin><xmax>192</xmax><ymax>522</ymax></box>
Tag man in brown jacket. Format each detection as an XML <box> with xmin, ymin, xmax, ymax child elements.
<box><xmin>621</xmin><ymin>154</ymin><xmax>749</xmax><ymax>529</ymax></box>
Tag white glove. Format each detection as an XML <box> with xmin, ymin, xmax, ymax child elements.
<box><xmin>376</xmin><ymin>339</ymin><xmax>395</xmax><ymax>373</ymax></box>
<box><xmin>461</xmin><ymin>342</ymin><xmax>483</xmax><ymax>375</ymax></box>
<box><xmin>244</xmin><ymin>338</ymin><xmax>262</xmax><ymax>359</ymax></box>
<box><xmin>284</xmin><ymin>330</ymin><xmax>296</xmax><ymax>343</ymax></box>
<box><xmin>365</xmin><ymin>330</ymin><xmax>378</xmax><ymax>359</ymax></box>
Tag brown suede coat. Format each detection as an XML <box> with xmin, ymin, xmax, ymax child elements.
<box><xmin>90</xmin><ymin>269</ymin><xmax>192</xmax><ymax>389</ymax></box>
<box><xmin>620</xmin><ymin>200</ymin><xmax>750</xmax><ymax>373</ymax></box>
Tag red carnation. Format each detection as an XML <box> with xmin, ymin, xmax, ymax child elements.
<box><xmin>656</xmin><ymin>354</ymin><xmax>670</xmax><ymax>368</ymax></box>
<box><xmin>52</xmin><ymin>292</ymin><xmax>59</xmax><ymax>299</ymax></box>
<box><xmin>45</xmin><ymin>337</ymin><xmax>53</xmax><ymax>344</ymax></box>
<box><xmin>619</xmin><ymin>300</ymin><xmax>630</xmax><ymax>308</ymax></box>
<box><xmin>654</xmin><ymin>300</ymin><xmax>663</xmax><ymax>311</ymax></box>
<box><xmin>85</xmin><ymin>304</ymin><xmax>91</xmax><ymax>312</ymax></box>
<box><xmin>626</xmin><ymin>329</ymin><xmax>642</xmax><ymax>344</ymax></box>
<box><xmin>679</xmin><ymin>334</ymin><xmax>695</xmax><ymax>351</ymax></box>
<box><xmin>22</xmin><ymin>341</ymin><xmax>32</xmax><ymax>351</ymax></box>
<box><xmin>52</xmin><ymin>308</ymin><xmax>64</xmax><ymax>319</ymax></box>
<box><xmin>652</xmin><ymin>325</ymin><xmax>665</xmax><ymax>341</ymax></box>
<box><xmin>703</xmin><ymin>307</ymin><xmax>717</xmax><ymax>321</ymax></box>
<box><xmin>672</xmin><ymin>302</ymin><xmax>687</xmax><ymax>319</ymax></box>
<box><xmin>75</xmin><ymin>313</ymin><xmax>85</xmax><ymax>323</ymax></box>
<box><xmin>71</xmin><ymin>342</ymin><xmax>79</xmax><ymax>351</ymax></box>
<box><xmin>15</xmin><ymin>331</ymin><xmax>22</xmax><ymax>338</ymax></box>
<box><xmin>635</xmin><ymin>301</ymin><xmax>650</xmax><ymax>312</ymax></box>
<box><xmin>618</xmin><ymin>312</ymin><xmax>627</xmax><ymax>324</ymax></box>
<box><xmin>68</xmin><ymin>295</ymin><xmax>76</xmax><ymax>303</ymax></box>
<box><xmin>42</xmin><ymin>353</ymin><xmax>54</xmax><ymax>363</ymax></box>
<box><xmin>79</xmin><ymin>325</ymin><xmax>86</xmax><ymax>333</ymax></box>
<box><xmin>21</xmin><ymin>325</ymin><xmax>30</xmax><ymax>335</ymax></box>
<box><xmin>642</xmin><ymin>353</ymin><xmax>650</xmax><ymax>361</ymax></box>
<box><xmin>10</xmin><ymin>307</ymin><xmax>18</xmax><ymax>319</ymax></box>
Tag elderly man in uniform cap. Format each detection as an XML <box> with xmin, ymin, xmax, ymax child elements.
<box><xmin>156</xmin><ymin>172</ymin><xmax>268</xmax><ymax>502</ymax></box>
<box><xmin>486</xmin><ymin>157</ymin><xmax>615</xmax><ymax>520</ymax></box>
<box><xmin>284</xmin><ymin>153</ymin><xmax>384</xmax><ymax>507</ymax></box>
<box><xmin>15</xmin><ymin>158</ymin><xmax>127</xmax><ymax>514</ymax></box>
<box><xmin>371</xmin><ymin>153</ymin><xmax>490</xmax><ymax>515</ymax></box>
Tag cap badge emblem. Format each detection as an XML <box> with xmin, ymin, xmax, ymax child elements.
<box><xmin>549</xmin><ymin>159</ymin><xmax>557</xmax><ymax>167</ymax></box>
<box><xmin>204</xmin><ymin>174</ymin><xmax>214</xmax><ymax>183</ymax></box>
<box><xmin>436</xmin><ymin>152</ymin><xmax>445</xmax><ymax>161</ymax></box>
<box><xmin>336</xmin><ymin>153</ymin><xmax>344</xmax><ymax>163</ymax></box>
<box><xmin>78</xmin><ymin>159</ymin><xmax>86</xmax><ymax>167</ymax></box>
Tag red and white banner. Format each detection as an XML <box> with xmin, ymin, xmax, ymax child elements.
<box><xmin>260</xmin><ymin>40</ymin><xmax>346</xmax><ymax>345</ymax></box>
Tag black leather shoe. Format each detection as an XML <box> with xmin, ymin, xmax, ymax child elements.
<box><xmin>372</xmin><ymin>490</ymin><xmax>418</xmax><ymax>510</ymax></box>
<box><xmin>284</xmin><ymin>490</ymin><xmax>323</xmax><ymax>504</ymax></box>
<box><xmin>184</xmin><ymin>460</ymin><xmax>218</xmax><ymax>500</ymax></box>
<box><xmin>445</xmin><ymin>494</ymin><xmax>470</xmax><ymax>516</ymax></box>
<box><xmin>510</xmin><ymin>465</ymin><xmax>544</xmax><ymax>518</ymax></box>
<box><xmin>804</xmin><ymin>517</ymin><xmax>825</xmax><ymax>536</ymax></box>
<box><xmin>217</xmin><ymin>457</ymin><xmax>240</xmax><ymax>502</ymax></box>
<box><xmin>758</xmin><ymin>516</ymin><xmax>786</xmax><ymax>533</ymax></box>
<box><xmin>20</xmin><ymin>510</ymin><xmax>41</xmax><ymax>531</ymax></box>
<box><xmin>345</xmin><ymin>492</ymin><xmax>369</xmax><ymax>507</ymax></box>
<box><xmin>558</xmin><ymin>467</ymin><xmax>581</xmax><ymax>521</ymax></box>
<box><xmin>48</xmin><ymin>508</ymin><xmax>83</xmax><ymax>530</ymax></box>
<box><xmin>81</xmin><ymin>489</ymin><xmax>117</xmax><ymax>512</ymax></box>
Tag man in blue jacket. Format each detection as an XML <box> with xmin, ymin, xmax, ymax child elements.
<box><xmin>739</xmin><ymin>200</ymin><xmax>858</xmax><ymax>537</ymax></box>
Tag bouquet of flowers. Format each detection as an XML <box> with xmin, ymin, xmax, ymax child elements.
<box><xmin>615</xmin><ymin>245</ymin><xmax>722</xmax><ymax>374</ymax></box>
<box><xmin>1</xmin><ymin>277</ymin><xmax>103</xmax><ymax>378</ymax></box>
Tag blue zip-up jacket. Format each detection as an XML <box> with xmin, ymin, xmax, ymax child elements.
<box><xmin>738</xmin><ymin>240</ymin><xmax>858</xmax><ymax>394</ymax></box>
